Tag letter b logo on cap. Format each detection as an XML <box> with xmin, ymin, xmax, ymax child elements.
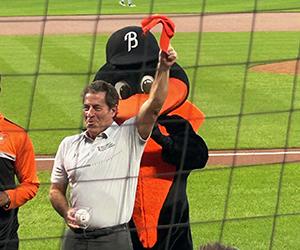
<box><xmin>106</xmin><ymin>26</ymin><xmax>159</xmax><ymax>65</ymax></box>
<box><xmin>124</xmin><ymin>31</ymin><xmax>139</xmax><ymax>52</ymax></box>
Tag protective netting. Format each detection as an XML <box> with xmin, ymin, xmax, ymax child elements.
<box><xmin>1</xmin><ymin>0</ymin><xmax>300</xmax><ymax>249</ymax></box>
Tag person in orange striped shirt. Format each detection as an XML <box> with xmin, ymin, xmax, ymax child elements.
<box><xmin>0</xmin><ymin>74</ymin><xmax>40</xmax><ymax>250</ymax></box>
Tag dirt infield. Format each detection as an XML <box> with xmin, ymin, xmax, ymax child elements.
<box><xmin>1</xmin><ymin>12</ymin><xmax>299</xmax><ymax>169</ymax></box>
<box><xmin>36</xmin><ymin>149</ymin><xmax>300</xmax><ymax>171</ymax></box>
<box><xmin>250</xmin><ymin>60</ymin><xmax>300</xmax><ymax>75</ymax></box>
<box><xmin>1</xmin><ymin>13</ymin><xmax>300</xmax><ymax>35</ymax></box>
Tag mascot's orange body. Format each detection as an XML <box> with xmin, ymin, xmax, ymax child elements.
<box><xmin>94</xmin><ymin>20</ymin><xmax>208</xmax><ymax>250</ymax></box>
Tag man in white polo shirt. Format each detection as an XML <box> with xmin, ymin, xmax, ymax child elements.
<box><xmin>49</xmin><ymin>45</ymin><xmax>177</xmax><ymax>250</ymax></box>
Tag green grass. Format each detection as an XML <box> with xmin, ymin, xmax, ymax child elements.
<box><xmin>187</xmin><ymin>163</ymin><xmax>300</xmax><ymax>249</ymax></box>
<box><xmin>18</xmin><ymin>163</ymin><xmax>300</xmax><ymax>250</ymax></box>
<box><xmin>0</xmin><ymin>0</ymin><xmax>299</xmax><ymax>16</ymax></box>
<box><xmin>1</xmin><ymin>1</ymin><xmax>300</xmax><ymax>249</ymax></box>
<box><xmin>1</xmin><ymin>31</ymin><xmax>299</xmax><ymax>153</ymax></box>
<box><xmin>18</xmin><ymin>172</ymin><xmax>65</xmax><ymax>250</ymax></box>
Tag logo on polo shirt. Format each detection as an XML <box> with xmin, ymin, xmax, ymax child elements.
<box><xmin>97</xmin><ymin>142</ymin><xmax>115</xmax><ymax>152</ymax></box>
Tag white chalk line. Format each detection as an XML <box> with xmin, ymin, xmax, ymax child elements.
<box><xmin>36</xmin><ymin>158</ymin><xmax>55</xmax><ymax>161</ymax></box>
<box><xmin>35</xmin><ymin>150</ymin><xmax>300</xmax><ymax>161</ymax></box>
<box><xmin>209</xmin><ymin>151</ymin><xmax>300</xmax><ymax>157</ymax></box>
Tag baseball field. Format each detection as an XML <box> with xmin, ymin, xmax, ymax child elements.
<box><xmin>1</xmin><ymin>0</ymin><xmax>300</xmax><ymax>249</ymax></box>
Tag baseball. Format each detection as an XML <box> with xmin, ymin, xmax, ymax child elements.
<box><xmin>75</xmin><ymin>208</ymin><xmax>90</xmax><ymax>224</ymax></box>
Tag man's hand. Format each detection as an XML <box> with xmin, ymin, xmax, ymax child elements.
<box><xmin>158</xmin><ymin>45</ymin><xmax>177</xmax><ymax>71</ymax></box>
<box><xmin>0</xmin><ymin>191</ymin><xmax>10</xmax><ymax>208</ymax></box>
<box><xmin>65</xmin><ymin>208</ymin><xmax>80</xmax><ymax>229</ymax></box>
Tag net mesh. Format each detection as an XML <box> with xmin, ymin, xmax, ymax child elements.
<box><xmin>1</xmin><ymin>0</ymin><xmax>300</xmax><ymax>249</ymax></box>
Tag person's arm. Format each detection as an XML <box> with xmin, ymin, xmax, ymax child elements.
<box><xmin>136</xmin><ymin>45</ymin><xmax>177</xmax><ymax>140</ymax></box>
<box><xmin>49</xmin><ymin>138</ymin><xmax>79</xmax><ymax>228</ymax></box>
<box><xmin>49</xmin><ymin>183</ymin><xmax>79</xmax><ymax>228</ymax></box>
<box><xmin>4</xmin><ymin>133</ymin><xmax>40</xmax><ymax>210</ymax></box>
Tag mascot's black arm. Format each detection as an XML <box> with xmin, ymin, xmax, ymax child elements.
<box><xmin>151</xmin><ymin>115</ymin><xmax>209</xmax><ymax>171</ymax></box>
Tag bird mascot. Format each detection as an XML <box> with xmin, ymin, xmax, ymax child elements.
<box><xmin>94</xmin><ymin>15</ymin><xmax>209</xmax><ymax>250</ymax></box>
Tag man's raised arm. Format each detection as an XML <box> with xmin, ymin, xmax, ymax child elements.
<box><xmin>136</xmin><ymin>45</ymin><xmax>177</xmax><ymax>140</ymax></box>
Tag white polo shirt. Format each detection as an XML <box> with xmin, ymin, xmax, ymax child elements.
<box><xmin>51</xmin><ymin>117</ymin><xmax>147</xmax><ymax>228</ymax></box>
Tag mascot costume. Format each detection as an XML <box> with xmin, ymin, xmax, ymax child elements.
<box><xmin>94</xmin><ymin>15</ymin><xmax>209</xmax><ymax>250</ymax></box>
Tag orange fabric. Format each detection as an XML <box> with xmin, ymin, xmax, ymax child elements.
<box><xmin>168</xmin><ymin>100</ymin><xmax>205</xmax><ymax>131</ymax></box>
<box><xmin>0</xmin><ymin>112</ymin><xmax>40</xmax><ymax>209</ymax></box>
<box><xmin>132</xmin><ymin>101</ymin><xmax>204</xmax><ymax>247</ymax></box>
<box><xmin>115</xmin><ymin>78</ymin><xmax>204</xmax><ymax>247</ymax></box>
<box><xmin>133</xmin><ymin>138</ymin><xmax>175</xmax><ymax>248</ymax></box>
<box><xmin>116</xmin><ymin>78</ymin><xmax>188</xmax><ymax>123</ymax></box>
<box><xmin>141</xmin><ymin>14</ymin><xmax>175</xmax><ymax>52</ymax></box>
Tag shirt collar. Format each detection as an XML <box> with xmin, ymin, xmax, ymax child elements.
<box><xmin>83</xmin><ymin>121</ymin><xmax>119</xmax><ymax>141</ymax></box>
<box><xmin>101</xmin><ymin>121</ymin><xmax>119</xmax><ymax>139</ymax></box>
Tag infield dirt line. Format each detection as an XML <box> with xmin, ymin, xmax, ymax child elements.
<box><xmin>0</xmin><ymin>13</ymin><xmax>300</xmax><ymax>35</ymax></box>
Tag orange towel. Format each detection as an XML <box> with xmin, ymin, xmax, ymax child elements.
<box><xmin>141</xmin><ymin>14</ymin><xmax>175</xmax><ymax>52</ymax></box>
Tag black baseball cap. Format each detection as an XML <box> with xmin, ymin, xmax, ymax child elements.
<box><xmin>106</xmin><ymin>26</ymin><xmax>160</xmax><ymax>66</ymax></box>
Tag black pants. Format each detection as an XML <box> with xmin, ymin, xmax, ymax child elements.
<box><xmin>0</xmin><ymin>234</ymin><xmax>19</xmax><ymax>250</ymax></box>
<box><xmin>0</xmin><ymin>208</ymin><xmax>19</xmax><ymax>250</ymax></box>
<box><xmin>63</xmin><ymin>224</ymin><xmax>133</xmax><ymax>250</ymax></box>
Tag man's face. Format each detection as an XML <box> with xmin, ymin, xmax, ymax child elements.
<box><xmin>83</xmin><ymin>92</ymin><xmax>117</xmax><ymax>139</ymax></box>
